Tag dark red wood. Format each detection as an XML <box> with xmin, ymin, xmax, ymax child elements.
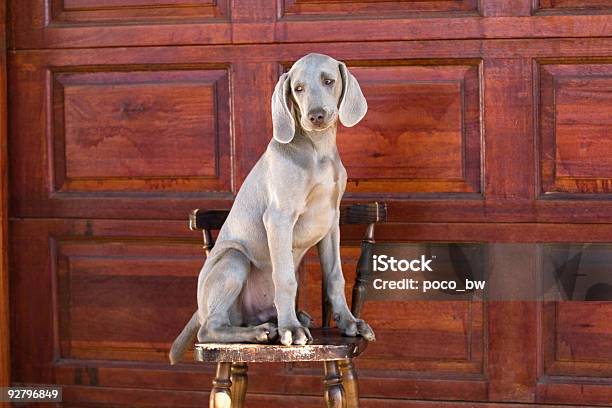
<box><xmin>0</xmin><ymin>0</ymin><xmax>9</xmax><ymax>397</ymax></box>
<box><xmin>52</xmin><ymin>69</ymin><xmax>231</xmax><ymax>193</ymax></box>
<box><xmin>539</xmin><ymin>62</ymin><xmax>612</xmax><ymax>195</ymax></box>
<box><xmin>9</xmin><ymin>2</ymin><xmax>612</xmax><ymax>49</ymax></box>
<box><xmin>538</xmin><ymin>0</ymin><xmax>612</xmax><ymax>11</ymax></box>
<box><xmin>282</xmin><ymin>0</ymin><xmax>478</xmax><ymax>17</ymax></box>
<box><xmin>7</xmin><ymin>1</ymin><xmax>612</xmax><ymax>407</ymax></box>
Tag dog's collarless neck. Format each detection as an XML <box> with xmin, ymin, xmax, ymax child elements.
<box><xmin>299</xmin><ymin>126</ymin><xmax>338</xmax><ymax>158</ymax></box>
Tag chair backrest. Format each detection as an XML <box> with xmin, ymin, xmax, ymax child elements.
<box><xmin>189</xmin><ymin>202</ymin><xmax>387</xmax><ymax>326</ymax></box>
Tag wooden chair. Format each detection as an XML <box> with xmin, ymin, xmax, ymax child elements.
<box><xmin>188</xmin><ymin>202</ymin><xmax>387</xmax><ymax>408</ymax></box>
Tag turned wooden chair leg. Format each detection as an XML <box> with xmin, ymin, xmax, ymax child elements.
<box><xmin>323</xmin><ymin>361</ymin><xmax>346</xmax><ymax>408</ymax></box>
<box><xmin>210</xmin><ymin>362</ymin><xmax>232</xmax><ymax>408</ymax></box>
<box><xmin>230</xmin><ymin>363</ymin><xmax>248</xmax><ymax>408</ymax></box>
<box><xmin>338</xmin><ymin>359</ymin><xmax>359</xmax><ymax>408</ymax></box>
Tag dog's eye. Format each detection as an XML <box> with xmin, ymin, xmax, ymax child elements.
<box><xmin>294</xmin><ymin>86</ymin><xmax>304</xmax><ymax>93</ymax></box>
<box><xmin>324</xmin><ymin>79</ymin><xmax>335</xmax><ymax>86</ymax></box>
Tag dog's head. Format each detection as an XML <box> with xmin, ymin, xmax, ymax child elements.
<box><xmin>271</xmin><ymin>53</ymin><xmax>367</xmax><ymax>143</ymax></box>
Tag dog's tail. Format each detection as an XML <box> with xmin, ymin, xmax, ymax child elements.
<box><xmin>169</xmin><ymin>310</ymin><xmax>199</xmax><ymax>365</ymax></box>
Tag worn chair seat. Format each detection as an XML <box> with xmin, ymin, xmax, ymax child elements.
<box><xmin>195</xmin><ymin>328</ymin><xmax>367</xmax><ymax>363</ymax></box>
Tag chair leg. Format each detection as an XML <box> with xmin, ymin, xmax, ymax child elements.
<box><xmin>230</xmin><ymin>363</ymin><xmax>248</xmax><ymax>408</ymax></box>
<box><xmin>338</xmin><ymin>359</ymin><xmax>359</xmax><ymax>408</ymax></box>
<box><xmin>210</xmin><ymin>362</ymin><xmax>232</xmax><ymax>408</ymax></box>
<box><xmin>323</xmin><ymin>361</ymin><xmax>346</xmax><ymax>408</ymax></box>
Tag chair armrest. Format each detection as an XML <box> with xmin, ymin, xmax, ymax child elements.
<box><xmin>189</xmin><ymin>209</ymin><xmax>230</xmax><ymax>231</ymax></box>
<box><xmin>340</xmin><ymin>202</ymin><xmax>387</xmax><ymax>226</ymax></box>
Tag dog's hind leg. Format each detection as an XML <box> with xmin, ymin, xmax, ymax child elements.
<box><xmin>198</xmin><ymin>249</ymin><xmax>278</xmax><ymax>343</ymax></box>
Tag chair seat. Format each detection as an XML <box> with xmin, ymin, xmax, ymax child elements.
<box><xmin>194</xmin><ymin>328</ymin><xmax>368</xmax><ymax>363</ymax></box>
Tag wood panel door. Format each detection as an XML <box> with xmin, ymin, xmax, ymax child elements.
<box><xmin>7</xmin><ymin>1</ymin><xmax>612</xmax><ymax>407</ymax></box>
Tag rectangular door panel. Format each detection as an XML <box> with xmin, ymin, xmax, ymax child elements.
<box><xmin>538</xmin><ymin>61</ymin><xmax>612</xmax><ymax>196</ymax></box>
<box><xmin>338</xmin><ymin>62</ymin><xmax>482</xmax><ymax>196</ymax></box>
<box><xmin>538</xmin><ymin>244</ymin><xmax>612</xmax><ymax>405</ymax></box>
<box><xmin>538</xmin><ymin>0</ymin><xmax>612</xmax><ymax>11</ymax></box>
<box><xmin>64</xmin><ymin>0</ymin><xmax>212</xmax><ymax>7</ymax></box>
<box><xmin>56</xmin><ymin>240</ymin><xmax>202</xmax><ymax>362</ymax></box>
<box><xmin>50</xmin><ymin>0</ymin><xmax>227</xmax><ymax>21</ymax></box>
<box><xmin>281</xmin><ymin>0</ymin><xmax>479</xmax><ymax>18</ymax></box>
<box><xmin>54</xmin><ymin>69</ymin><xmax>228</xmax><ymax>192</ymax></box>
<box><xmin>9</xmin><ymin>56</ymin><xmax>234</xmax><ymax>219</ymax></box>
<box><xmin>9</xmin><ymin>0</ymin><xmax>232</xmax><ymax>49</ymax></box>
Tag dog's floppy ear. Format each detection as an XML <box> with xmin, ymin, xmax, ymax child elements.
<box><xmin>338</xmin><ymin>62</ymin><xmax>367</xmax><ymax>127</ymax></box>
<box><xmin>271</xmin><ymin>72</ymin><xmax>295</xmax><ymax>143</ymax></box>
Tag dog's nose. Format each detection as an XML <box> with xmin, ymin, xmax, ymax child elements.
<box><xmin>308</xmin><ymin>108</ymin><xmax>327</xmax><ymax>126</ymax></box>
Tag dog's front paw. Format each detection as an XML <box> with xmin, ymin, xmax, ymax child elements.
<box><xmin>336</xmin><ymin>316</ymin><xmax>376</xmax><ymax>342</ymax></box>
<box><xmin>254</xmin><ymin>322</ymin><xmax>278</xmax><ymax>343</ymax></box>
<box><xmin>278</xmin><ymin>324</ymin><xmax>313</xmax><ymax>346</ymax></box>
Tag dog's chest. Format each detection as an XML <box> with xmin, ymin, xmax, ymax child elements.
<box><xmin>293</xmin><ymin>158</ymin><xmax>344</xmax><ymax>249</ymax></box>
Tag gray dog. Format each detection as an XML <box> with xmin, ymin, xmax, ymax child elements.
<box><xmin>169</xmin><ymin>53</ymin><xmax>375</xmax><ymax>364</ymax></box>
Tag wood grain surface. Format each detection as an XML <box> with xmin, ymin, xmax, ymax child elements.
<box><xmin>6</xmin><ymin>0</ymin><xmax>612</xmax><ymax>407</ymax></box>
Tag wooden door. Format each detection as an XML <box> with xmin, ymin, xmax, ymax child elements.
<box><xmin>7</xmin><ymin>1</ymin><xmax>612</xmax><ymax>406</ymax></box>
